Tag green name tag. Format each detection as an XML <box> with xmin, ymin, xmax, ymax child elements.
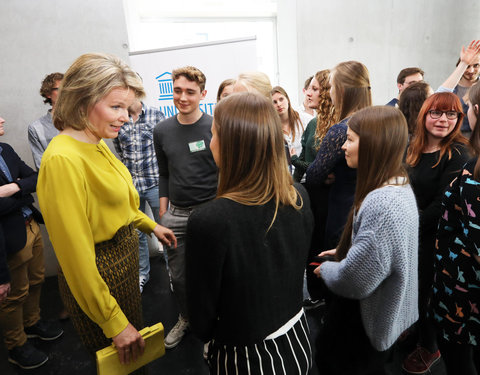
<box><xmin>188</xmin><ymin>140</ymin><xmax>206</xmax><ymax>153</ymax></box>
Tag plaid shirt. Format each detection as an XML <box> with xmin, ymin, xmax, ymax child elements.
<box><xmin>113</xmin><ymin>103</ymin><xmax>165</xmax><ymax>193</ymax></box>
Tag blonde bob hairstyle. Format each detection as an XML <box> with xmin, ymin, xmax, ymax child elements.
<box><xmin>53</xmin><ymin>53</ymin><xmax>145</xmax><ymax>131</ymax></box>
<box><xmin>213</xmin><ymin>92</ymin><xmax>302</xmax><ymax>221</ymax></box>
<box><xmin>235</xmin><ymin>72</ymin><xmax>273</xmax><ymax>99</ymax></box>
<box><xmin>336</xmin><ymin>106</ymin><xmax>409</xmax><ymax>261</ymax></box>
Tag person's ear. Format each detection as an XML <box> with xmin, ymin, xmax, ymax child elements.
<box><xmin>475</xmin><ymin>104</ymin><xmax>479</xmax><ymax>116</ymax></box>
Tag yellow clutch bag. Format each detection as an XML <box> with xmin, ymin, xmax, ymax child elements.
<box><xmin>96</xmin><ymin>323</ymin><xmax>165</xmax><ymax>375</ymax></box>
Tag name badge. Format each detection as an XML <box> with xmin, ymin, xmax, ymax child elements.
<box><xmin>189</xmin><ymin>140</ymin><xmax>207</xmax><ymax>153</ymax></box>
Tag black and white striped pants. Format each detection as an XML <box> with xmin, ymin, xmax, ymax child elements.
<box><xmin>207</xmin><ymin>313</ymin><xmax>312</xmax><ymax>375</ymax></box>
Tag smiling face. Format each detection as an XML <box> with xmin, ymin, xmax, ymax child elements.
<box><xmin>87</xmin><ymin>87</ymin><xmax>134</xmax><ymax>141</ymax></box>
<box><xmin>173</xmin><ymin>76</ymin><xmax>206</xmax><ymax>116</ymax></box>
<box><xmin>342</xmin><ymin>126</ymin><xmax>359</xmax><ymax>168</ymax></box>
<box><xmin>272</xmin><ymin>92</ymin><xmax>289</xmax><ymax>117</ymax></box>
<box><xmin>424</xmin><ymin>109</ymin><xmax>457</xmax><ymax>143</ymax></box>
<box><xmin>463</xmin><ymin>56</ymin><xmax>480</xmax><ymax>83</ymax></box>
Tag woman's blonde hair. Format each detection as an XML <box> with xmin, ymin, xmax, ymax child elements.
<box><xmin>213</xmin><ymin>92</ymin><xmax>302</xmax><ymax>226</ymax></box>
<box><xmin>53</xmin><ymin>53</ymin><xmax>145</xmax><ymax>131</ymax></box>
<box><xmin>312</xmin><ymin>69</ymin><xmax>336</xmax><ymax>148</ymax></box>
<box><xmin>336</xmin><ymin>106</ymin><xmax>409</xmax><ymax>260</ymax></box>
<box><xmin>331</xmin><ymin>61</ymin><xmax>372</xmax><ymax>121</ymax></box>
<box><xmin>236</xmin><ymin>72</ymin><xmax>273</xmax><ymax>99</ymax></box>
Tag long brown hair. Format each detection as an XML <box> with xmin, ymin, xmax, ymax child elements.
<box><xmin>398</xmin><ymin>81</ymin><xmax>431</xmax><ymax>135</ymax></box>
<box><xmin>468</xmin><ymin>82</ymin><xmax>480</xmax><ymax>179</ymax></box>
<box><xmin>336</xmin><ymin>106</ymin><xmax>409</xmax><ymax>260</ymax></box>
<box><xmin>331</xmin><ymin>61</ymin><xmax>372</xmax><ymax>121</ymax></box>
<box><xmin>270</xmin><ymin>86</ymin><xmax>304</xmax><ymax>143</ymax></box>
<box><xmin>406</xmin><ymin>92</ymin><xmax>467</xmax><ymax>168</ymax></box>
<box><xmin>213</xmin><ymin>92</ymin><xmax>301</xmax><ymax>226</ymax></box>
<box><xmin>312</xmin><ymin>69</ymin><xmax>336</xmax><ymax>148</ymax></box>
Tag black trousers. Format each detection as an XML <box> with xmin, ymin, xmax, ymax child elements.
<box><xmin>315</xmin><ymin>296</ymin><xmax>391</xmax><ymax>375</ymax></box>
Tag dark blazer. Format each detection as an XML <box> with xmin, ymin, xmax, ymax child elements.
<box><xmin>0</xmin><ymin>142</ymin><xmax>43</xmax><ymax>284</ymax></box>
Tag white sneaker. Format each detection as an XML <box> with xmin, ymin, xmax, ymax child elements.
<box><xmin>165</xmin><ymin>316</ymin><xmax>189</xmax><ymax>349</ymax></box>
<box><xmin>203</xmin><ymin>342</ymin><xmax>210</xmax><ymax>360</ymax></box>
<box><xmin>139</xmin><ymin>275</ymin><xmax>148</xmax><ymax>293</ymax></box>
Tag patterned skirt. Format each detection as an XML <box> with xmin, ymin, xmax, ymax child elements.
<box><xmin>58</xmin><ymin>224</ymin><xmax>143</xmax><ymax>354</ymax></box>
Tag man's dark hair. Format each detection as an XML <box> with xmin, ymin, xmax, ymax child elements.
<box><xmin>397</xmin><ymin>67</ymin><xmax>424</xmax><ymax>84</ymax></box>
<box><xmin>40</xmin><ymin>72</ymin><xmax>64</xmax><ymax>105</ymax></box>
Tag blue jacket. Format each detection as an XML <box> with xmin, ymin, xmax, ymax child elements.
<box><xmin>0</xmin><ymin>143</ymin><xmax>43</xmax><ymax>284</ymax></box>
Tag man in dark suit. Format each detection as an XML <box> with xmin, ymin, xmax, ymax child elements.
<box><xmin>0</xmin><ymin>116</ymin><xmax>62</xmax><ymax>369</ymax></box>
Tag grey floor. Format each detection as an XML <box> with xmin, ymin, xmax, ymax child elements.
<box><xmin>0</xmin><ymin>256</ymin><xmax>447</xmax><ymax>374</ymax></box>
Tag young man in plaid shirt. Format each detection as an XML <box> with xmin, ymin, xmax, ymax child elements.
<box><xmin>113</xmin><ymin>99</ymin><xmax>166</xmax><ymax>293</ymax></box>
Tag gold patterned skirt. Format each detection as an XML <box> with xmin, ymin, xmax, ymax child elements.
<box><xmin>58</xmin><ymin>224</ymin><xmax>143</xmax><ymax>355</ymax></box>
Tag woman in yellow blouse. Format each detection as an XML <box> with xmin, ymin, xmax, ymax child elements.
<box><xmin>37</xmin><ymin>53</ymin><xmax>176</xmax><ymax>366</ymax></box>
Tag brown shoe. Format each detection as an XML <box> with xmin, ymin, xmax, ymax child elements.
<box><xmin>402</xmin><ymin>346</ymin><xmax>441</xmax><ymax>374</ymax></box>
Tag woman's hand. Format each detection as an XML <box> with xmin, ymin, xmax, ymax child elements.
<box><xmin>319</xmin><ymin>248</ymin><xmax>336</xmax><ymax>257</ymax></box>
<box><xmin>0</xmin><ymin>283</ymin><xmax>10</xmax><ymax>303</ymax></box>
<box><xmin>112</xmin><ymin>323</ymin><xmax>145</xmax><ymax>365</ymax></box>
<box><xmin>153</xmin><ymin>225</ymin><xmax>177</xmax><ymax>248</ymax></box>
<box><xmin>460</xmin><ymin>40</ymin><xmax>480</xmax><ymax>65</ymax></box>
<box><xmin>0</xmin><ymin>183</ymin><xmax>20</xmax><ymax>197</ymax></box>
<box><xmin>290</xmin><ymin>147</ymin><xmax>297</xmax><ymax>157</ymax></box>
<box><xmin>313</xmin><ymin>249</ymin><xmax>336</xmax><ymax>277</ymax></box>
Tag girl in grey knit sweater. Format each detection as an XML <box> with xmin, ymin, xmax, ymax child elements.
<box><xmin>314</xmin><ymin>106</ymin><xmax>419</xmax><ymax>374</ymax></box>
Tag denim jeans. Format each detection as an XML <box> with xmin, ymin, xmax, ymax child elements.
<box><xmin>138</xmin><ymin>185</ymin><xmax>162</xmax><ymax>281</ymax></box>
<box><xmin>159</xmin><ymin>203</ymin><xmax>193</xmax><ymax>318</ymax></box>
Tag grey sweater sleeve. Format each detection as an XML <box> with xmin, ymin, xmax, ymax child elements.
<box><xmin>320</xmin><ymin>188</ymin><xmax>402</xmax><ymax>298</ymax></box>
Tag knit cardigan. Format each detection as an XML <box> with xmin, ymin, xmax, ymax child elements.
<box><xmin>320</xmin><ymin>184</ymin><xmax>419</xmax><ymax>351</ymax></box>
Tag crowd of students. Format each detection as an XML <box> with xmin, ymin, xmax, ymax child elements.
<box><xmin>0</xmin><ymin>39</ymin><xmax>480</xmax><ymax>375</ymax></box>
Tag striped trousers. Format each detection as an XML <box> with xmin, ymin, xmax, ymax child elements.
<box><xmin>207</xmin><ymin>313</ymin><xmax>312</xmax><ymax>375</ymax></box>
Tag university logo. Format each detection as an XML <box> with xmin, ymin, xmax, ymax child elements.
<box><xmin>156</xmin><ymin>72</ymin><xmax>173</xmax><ymax>101</ymax></box>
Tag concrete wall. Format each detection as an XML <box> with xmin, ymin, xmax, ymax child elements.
<box><xmin>296</xmin><ymin>0</ymin><xmax>480</xmax><ymax>105</ymax></box>
<box><xmin>0</xmin><ymin>0</ymin><xmax>131</xmax><ymax>276</ymax></box>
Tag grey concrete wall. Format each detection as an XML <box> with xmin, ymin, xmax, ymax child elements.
<box><xmin>296</xmin><ymin>0</ymin><xmax>480</xmax><ymax>105</ymax></box>
<box><xmin>0</xmin><ymin>0</ymin><xmax>131</xmax><ymax>276</ymax></box>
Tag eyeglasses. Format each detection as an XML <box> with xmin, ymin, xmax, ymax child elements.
<box><xmin>428</xmin><ymin>110</ymin><xmax>459</xmax><ymax>120</ymax></box>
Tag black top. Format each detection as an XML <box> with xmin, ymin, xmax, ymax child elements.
<box><xmin>408</xmin><ymin>143</ymin><xmax>469</xmax><ymax>238</ymax></box>
<box><xmin>153</xmin><ymin>113</ymin><xmax>218</xmax><ymax>207</ymax></box>
<box><xmin>185</xmin><ymin>184</ymin><xmax>314</xmax><ymax>345</ymax></box>
<box><xmin>306</xmin><ymin>118</ymin><xmax>356</xmax><ymax>247</ymax></box>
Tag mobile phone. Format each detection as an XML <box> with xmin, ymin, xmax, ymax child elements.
<box><xmin>309</xmin><ymin>255</ymin><xmax>336</xmax><ymax>266</ymax></box>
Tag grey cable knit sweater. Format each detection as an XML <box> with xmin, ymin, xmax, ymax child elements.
<box><xmin>320</xmin><ymin>183</ymin><xmax>419</xmax><ymax>351</ymax></box>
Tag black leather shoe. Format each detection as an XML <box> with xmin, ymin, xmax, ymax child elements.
<box><xmin>8</xmin><ymin>341</ymin><xmax>48</xmax><ymax>369</ymax></box>
<box><xmin>25</xmin><ymin>320</ymin><xmax>63</xmax><ymax>341</ymax></box>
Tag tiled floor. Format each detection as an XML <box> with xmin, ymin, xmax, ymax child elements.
<box><xmin>0</xmin><ymin>256</ymin><xmax>447</xmax><ymax>374</ymax></box>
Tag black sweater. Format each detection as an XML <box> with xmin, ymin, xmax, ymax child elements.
<box><xmin>185</xmin><ymin>184</ymin><xmax>313</xmax><ymax>345</ymax></box>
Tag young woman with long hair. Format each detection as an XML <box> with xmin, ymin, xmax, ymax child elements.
<box><xmin>185</xmin><ymin>92</ymin><xmax>314</xmax><ymax>374</ymax></box>
<box><xmin>306</xmin><ymin>60</ymin><xmax>372</xmax><ymax>250</ymax></box>
<box><xmin>314</xmin><ymin>106</ymin><xmax>419</xmax><ymax>374</ymax></box>
<box><xmin>271</xmin><ymin>85</ymin><xmax>305</xmax><ymax>157</ymax></box>
<box><xmin>403</xmin><ymin>92</ymin><xmax>470</xmax><ymax>374</ymax></box>
<box><xmin>290</xmin><ymin>69</ymin><xmax>336</xmax><ymax>182</ymax></box>
<box><xmin>430</xmin><ymin>82</ymin><xmax>480</xmax><ymax>375</ymax></box>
